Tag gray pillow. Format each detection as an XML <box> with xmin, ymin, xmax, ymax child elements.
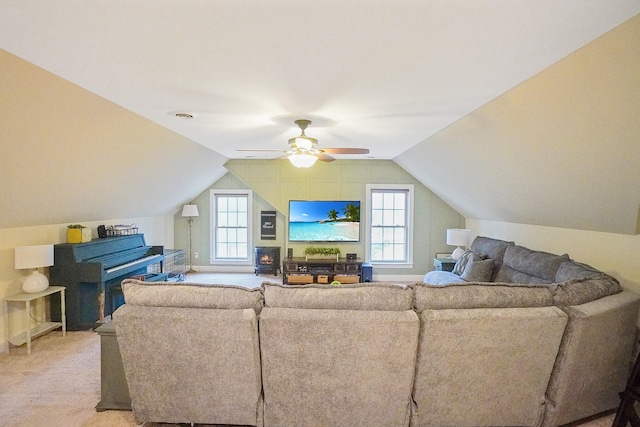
<box><xmin>461</xmin><ymin>258</ymin><xmax>495</xmax><ymax>282</ymax></box>
<box><xmin>452</xmin><ymin>250</ymin><xmax>477</xmax><ymax>275</ymax></box>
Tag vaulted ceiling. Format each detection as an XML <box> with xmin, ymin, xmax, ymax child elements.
<box><xmin>1</xmin><ymin>2</ymin><xmax>639</xmax><ymax>234</ymax></box>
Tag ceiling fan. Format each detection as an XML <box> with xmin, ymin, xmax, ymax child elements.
<box><xmin>237</xmin><ymin>119</ymin><xmax>370</xmax><ymax>168</ymax></box>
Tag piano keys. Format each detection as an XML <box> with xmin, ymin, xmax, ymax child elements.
<box><xmin>50</xmin><ymin>234</ymin><xmax>165</xmax><ymax>330</ymax></box>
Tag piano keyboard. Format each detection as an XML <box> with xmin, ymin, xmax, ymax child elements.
<box><xmin>106</xmin><ymin>254</ymin><xmax>164</xmax><ymax>274</ymax></box>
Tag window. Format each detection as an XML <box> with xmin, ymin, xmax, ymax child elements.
<box><xmin>210</xmin><ymin>190</ymin><xmax>252</xmax><ymax>264</ymax></box>
<box><xmin>365</xmin><ymin>184</ymin><xmax>413</xmax><ymax>266</ymax></box>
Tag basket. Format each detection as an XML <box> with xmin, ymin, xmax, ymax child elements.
<box><xmin>106</xmin><ymin>224</ymin><xmax>139</xmax><ymax>237</ymax></box>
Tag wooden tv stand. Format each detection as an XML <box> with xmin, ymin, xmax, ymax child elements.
<box><xmin>283</xmin><ymin>257</ymin><xmax>363</xmax><ymax>285</ymax></box>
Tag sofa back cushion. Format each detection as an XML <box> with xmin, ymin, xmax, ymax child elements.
<box><xmin>412</xmin><ymin>306</ymin><xmax>567</xmax><ymax>427</ymax></box>
<box><xmin>262</xmin><ymin>282</ymin><xmax>413</xmax><ymax>311</ymax></box>
<box><xmin>114</xmin><ymin>305</ymin><xmax>262</xmax><ymax>425</ymax></box>
<box><xmin>121</xmin><ymin>279</ymin><xmax>263</xmax><ymax>313</ymax></box>
<box><xmin>414</xmin><ymin>282</ymin><xmax>554</xmax><ymax>310</ymax></box>
<box><xmin>553</xmin><ymin>276</ymin><xmax>621</xmax><ymax>306</ymax></box>
<box><xmin>494</xmin><ymin>245</ymin><xmax>569</xmax><ymax>284</ymax></box>
<box><xmin>260</xmin><ymin>307</ymin><xmax>418</xmax><ymax>426</ymax></box>
<box><xmin>555</xmin><ymin>260</ymin><xmax>606</xmax><ymax>282</ymax></box>
<box><xmin>470</xmin><ymin>236</ymin><xmax>515</xmax><ymax>280</ymax></box>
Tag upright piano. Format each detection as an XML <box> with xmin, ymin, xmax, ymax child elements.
<box><xmin>50</xmin><ymin>234</ymin><xmax>165</xmax><ymax>330</ymax></box>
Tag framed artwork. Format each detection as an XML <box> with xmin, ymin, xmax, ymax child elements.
<box><xmin>261</xmin><ymin>211</ymin><xmax>276</xmax><ymax>240</ymax></box>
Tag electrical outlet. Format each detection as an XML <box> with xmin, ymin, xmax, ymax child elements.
<box><xmin>194</xmin><ymin>252</ymin><xmax>199</xmax><ymax>259</ymax></box>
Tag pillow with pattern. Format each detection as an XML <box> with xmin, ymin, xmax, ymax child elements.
<box><xmin>452</xmin><ymin>250</ymin><xmax>479</xmax><ymax>275</ymax></box>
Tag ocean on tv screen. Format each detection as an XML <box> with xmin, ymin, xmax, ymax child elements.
<box><xmin>289</xmin><ymin>221</ymin><xmax>359</xmax><ymax>242</ymax></box>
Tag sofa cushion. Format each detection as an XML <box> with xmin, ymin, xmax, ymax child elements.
<box><xmin>495</xmin><ymin>265</ymin><xmax>556</xmax><ymax>285</ymax></box>
<box><xmin>114</xmin><ymin>305</ymin><xmax>263</xmax><ymax>425</ymax></box>
<box><xmin>470</xmin><ymin>236</ymin><xmax>515</xmax><ymax>280</ymax></box>
<box><xmin>414</xmin><ymin>282</ymin><xmax>554</xmax><ymax>310</ymax></box>
<box><xmin>460</xmin><ymin>258</ymin><xmax>495</xmax><ymax>282</ymax></box>
<box><xmin>262</xmin><ymin>282</ymin><xmax>413</xmax><ymax>311</ymax></box>
<box><xmin>555</xmin><ymin>260</ymin><xmax>606</xmax><ymax>282</ymax></box>
<box><xmin>495</xmin><ymin>245</ymin><xmax>569</xmax><ymax>284</ymax></box>
<box><xmin>553</xmin><ymin>276</ymin><xmax>621</xmax><ymax>306</ymax></box>
<box><xmin>121</xmin><ymin>279</ymin><xmax>263</xmax><ymax>313</ymax></box>
<box><xmin>412</xmin><ymin>306</ymin><xmax>567</xmax><ymax>427</ymax></box>
<box><xmin>260</xmin><ymin>307</ymin><xmax>418</xmax><ymax>426</ymax></box>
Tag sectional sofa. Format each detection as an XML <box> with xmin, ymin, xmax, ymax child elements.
<box><xmin>112</xmin><ymin>236</ymin><xmax>640</xmax><ymax>427</ymax></box>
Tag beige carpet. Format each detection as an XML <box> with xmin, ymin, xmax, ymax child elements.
<box><xmin>0</xmin><ymin>273</ymin><xmax>618</xmax><ymax>427</ymax></box>
<box><xmin>184</xmin><ymin>272</ymin><xmax>281</xmax><ymax>288</ymax></box>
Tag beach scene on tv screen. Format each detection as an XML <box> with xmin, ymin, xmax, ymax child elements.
<box><xmin>289</xmin><ymin>200</ymin><xmax>360</xmax><ymax>242</ymax></box>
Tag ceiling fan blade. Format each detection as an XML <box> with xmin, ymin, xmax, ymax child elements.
<box><xmin>236</xmin><ymin>149</ymin><xmax>287</xmax><ymax>152</ymax></box>
<box><xmin>320</xmin><ymin>148</ymin><xmax>370</xmax><ymax>154</ymax></box>
<box><xmin>317</xmin><ymin>152</ymin><xmax>335</xmax><ymax>162</ymax></box>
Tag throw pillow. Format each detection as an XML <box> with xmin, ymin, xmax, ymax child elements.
<box><xmin>461</xmin><ymin>258</ymin><xmax>495</xmax><ymax>282</ymax></box>
<box><xmin>451</xmin><ymin>250</ymin><xmax>475</xmax><ymax>275</ymax></box>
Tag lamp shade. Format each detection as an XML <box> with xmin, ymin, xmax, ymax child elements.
<box><xmin>446</xmin><ymin>229</ymin><xmax>471</xmax><ymax>247</ymax></box>
<box><xmin>15</xmin><ymin>244</ymin><xmax>54</xmax><ymax>293</ymax></box>
<box><xmin>15</xmin><ymin>244</ymin><xmax>54</xmax><ymax>270</ymax></box>
<box><xmin>181</xmin><ymin>204</ymin><xmax>199</xmax><ymax>218</ymax></box>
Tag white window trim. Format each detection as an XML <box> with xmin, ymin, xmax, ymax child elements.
<box><xmin>365</xmin><ymin>184</ymin><xmax>414</xmax><ymax>268</ymax></box>
<box><xmin>209</xmin><ymin>189</ymin><xmax>253</xmax><ymax>265</ymax></box>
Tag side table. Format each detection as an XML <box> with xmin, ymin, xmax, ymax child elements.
<box><xmin>433</xmin><ymin>257</ymin><xmax>456</xmax><ymax>272</ymax></box>
<box><xmin>3</xmin><ymin>286</ymin><xmax>66</xmax><ymax>355</ymax></box>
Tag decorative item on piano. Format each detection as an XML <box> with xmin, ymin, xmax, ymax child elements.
<box><xmin>67</xmin><ymin>224</ymin><xmax>91</xmax><ymax>243</ymax></box>
<box><xmin>106</xmin><ymin>224</ymin><xmax>139</xmax><ymax>237</ymax></box>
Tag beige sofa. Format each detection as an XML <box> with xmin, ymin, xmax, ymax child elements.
<box><xmin>113</xmin><ymin>238</ymin><xmax>639</xmax><ymax>426</ymax></box>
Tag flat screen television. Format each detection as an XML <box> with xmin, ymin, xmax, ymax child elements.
<box><xmin>288</xmin><ymin>200</ymin><xmax>361</xmax><ymax>242</ymax></box>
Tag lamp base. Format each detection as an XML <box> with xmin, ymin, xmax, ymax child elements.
<box><xmin>22</xmin><ymin>270</ymin><xmax>50</xmax><ymax>294</ymax></box>
<box><xmin>451</xmin><ymin>247</ymin><xmax>466</xmax><ymax>260</ymax></box>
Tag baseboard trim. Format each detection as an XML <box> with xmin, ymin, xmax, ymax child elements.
<box><xmin>374</xmin><ymin>274</ymin><xmax>425</xmax><ymax>282</ymax></box>
<box><xmin>191</xmin><ymin>265</ymin><xmax>255</xmax><ymax>274</ymax></box>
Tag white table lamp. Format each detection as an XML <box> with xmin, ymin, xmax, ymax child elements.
<box><xmin>15</xmin><ymin>244</ymin><xmax>54</xmax><ymax>293</ymax></box>
<box><xmin>446</xmin><ymin>229</ymin><xmax>471</xmax><ymax>260</ymax></box>
<box><xmin>182</xmin><ymin>204</ymin><xmax>199</xmax><ymax>273</ymax></box>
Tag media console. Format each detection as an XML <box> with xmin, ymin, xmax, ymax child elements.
<box><xmin>283</xmin><ymin>257</ymin><xmax>371</xmax><ymax>285</ymax></box>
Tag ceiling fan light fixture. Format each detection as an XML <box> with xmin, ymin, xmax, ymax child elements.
<box><xmin>294</xmin><ymin>136</ymin><xmax>314</xmax><ymax>150</ymax></box>
<box><xmin>289</xmin><ymin>152</ymin><xmax>317</xmax><ymax>168</ymax></box>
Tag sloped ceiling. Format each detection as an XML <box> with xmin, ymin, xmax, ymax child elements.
<box><xmin>396</xmin><ymin>15</ymin><xmax>640</xmax><ymax>235</ymax></box>
<box><xmin>0</xmin><ymin>50</ymin><xmax>227</xmax><ymax>229</ymax></box>
<box><xmin>1</xmin><ymin>2</ymin><xmax>639</xmax><ymax>234</ymax></box>
<box><xmin>0</xmin><ymin>2</ymin><xmax>637</xmax><ymax>159</ymax></box>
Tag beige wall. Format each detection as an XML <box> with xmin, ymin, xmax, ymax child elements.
<box><xmin>468</xmin><ymin>219</ymin><xmax>640</xmax><ymax>294</ymax></box>
<box><xmin>396</xmin><ymin>14</ymin><xmax>640</xmax><ymax>236</ymax></box>
<box><xmin>0</xmin><ymin>216</ymin><xmax>173</xmax><ymax>352</ymax></box>
<box><xmin>175</xmin><ymin>159</ymin><xmax>465</xmax><ymax>278</ymax></box>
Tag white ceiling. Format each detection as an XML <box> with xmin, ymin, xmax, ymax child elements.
<box><xmin>2</xmin><ymin>1</ymin><xmax>638</xmax><ymax>161</ymax></box>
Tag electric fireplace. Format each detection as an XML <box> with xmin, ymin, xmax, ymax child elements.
<box><xmin>254</xmin><ymin>246</ymin><xmax>281</xmax><ymax>276</ymax></box>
